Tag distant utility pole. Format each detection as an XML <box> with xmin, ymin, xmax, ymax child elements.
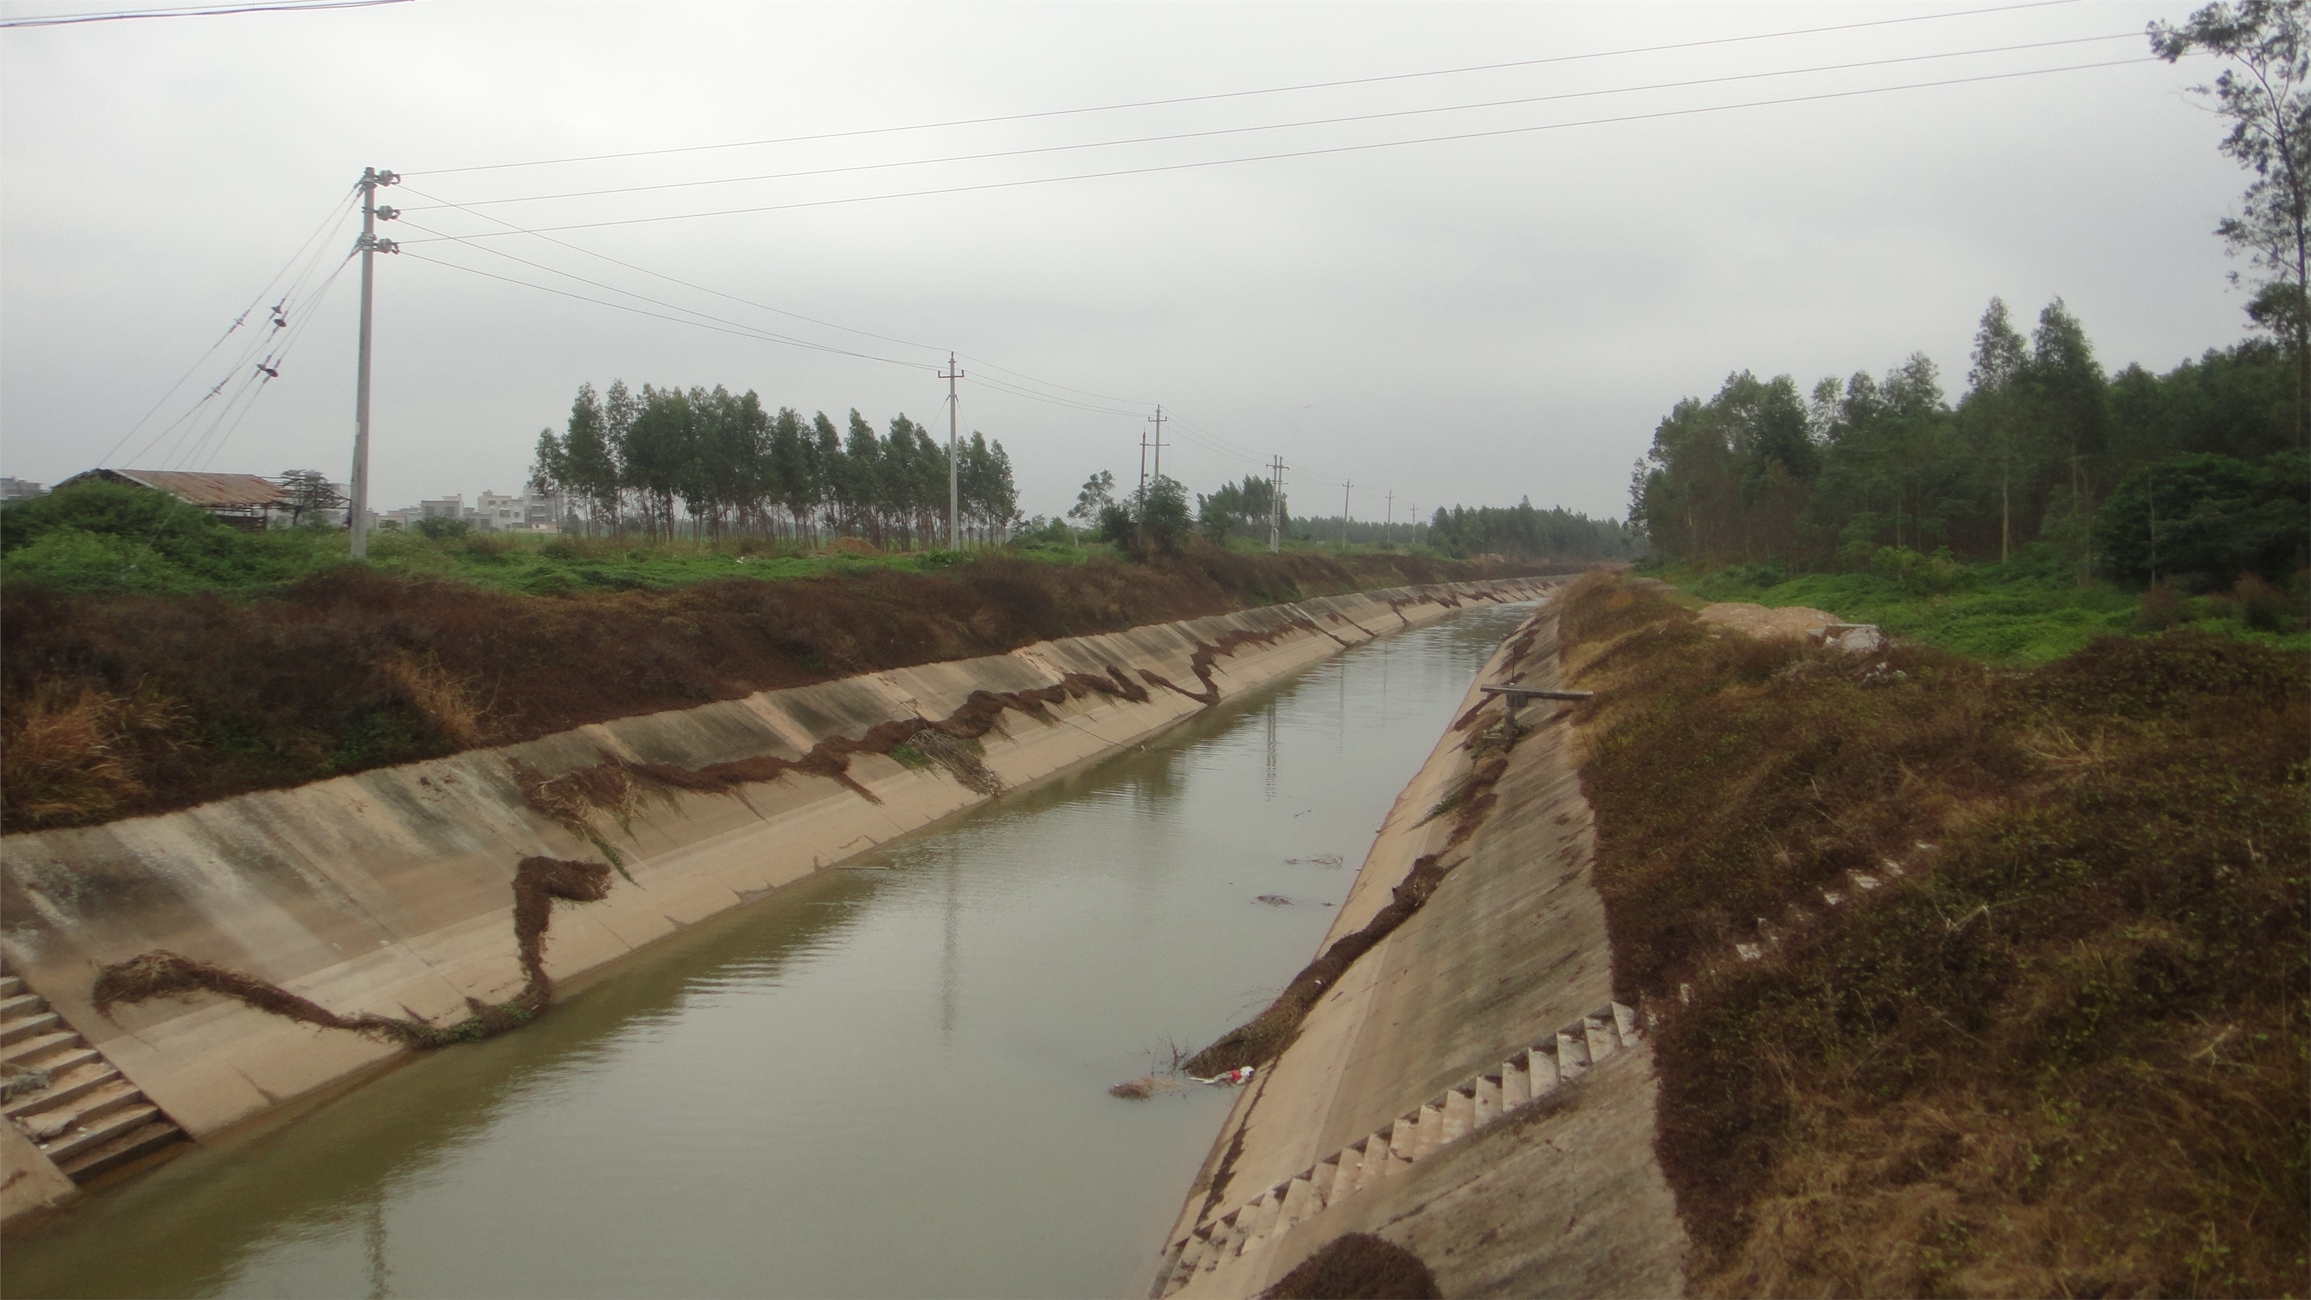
<box><xmin>1384</xmin><ymin>490</ymin><xmax>1394</xmax><ymax>548</ymax></box>
<box><xmin>940</xmin><ymin>352</ymin><xmax>964</xmax><ymax>548</ymax></box>
<box><xmin>347</xmin><ymin>165</ymin><xmax>400</xmax><ymax>561</ymax></box>
<box><xmin>1148</xmin><ymin>405</ymin><xmax>1168</xmax><ymax>484</ymax></box>
<box><xmin>1341</xmin><ymin>480</ymin><xmax>1352</xmax><ymax>547</ymax></box>
<box><xmin>1268</xmin><ymin>454</ymin><xmax>1286</xmax><ymax>552</ymax></box>
<box><xmin>1137</xmin><ymin>429</ymin><xmax>1149</xmax><ymax>506</ymax></box>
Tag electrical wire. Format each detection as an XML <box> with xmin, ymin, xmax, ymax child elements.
<box><xmin>398</xmin><ymin>57</ymin><xmax>2162</xmax><ymax>243</ymax></box>
<box><xmin>100</xmin><ymin>186</ymin><xmax>359</xmax><ymax>466</ymax></box>
<box><xmin>395</xmin><ymin>217</ymin><xmax>940</xmax><ymax>369</ymax></box>
<box><xmin>407</xmin><ymin>33</ymin><xmax>2137</xmax><ymax>215</ymax></box>
<box><xmin>408</xmin><ymin>0</ymin><xmax>2086</xmax><ymax>177</ymax></box>
<box><xmin>397</xmin><ymin>248</ymin><xmax>947</xmax><ymax>368</ymax></box>
<box><xmin>0</xmin><ymin>0</ymin><xmax>405</xmax><ymax>28</ymax></box>
<box><xmin>188</xmin><ymin>255</ymin><xmax>358</xmax><ymax>470</ymax></box>
<box><xmin>397</xmin><ymin>184</ymin><xmax>951</xmax><ymax>361</ymax></box>
<box><xmin>128</xmin><ymin>240</ymin><xmax>356</xmax><ymax>469</ymax></box>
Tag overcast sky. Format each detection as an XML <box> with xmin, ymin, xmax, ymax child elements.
<box><xmin>0</xmin><ymin>0</ymin><xmax>2254</xmax><ymax>524</ymax></box>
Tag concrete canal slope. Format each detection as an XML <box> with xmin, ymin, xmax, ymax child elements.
<box><xmin>1152</xmin><ymin>600</ymin><xmax>1685</xmax><ymax>1298</ymax></box>
<box><xmin>0</xmin><ymin>577</ymin><xmax>1549</xmax><ymax>1211</ymax></box>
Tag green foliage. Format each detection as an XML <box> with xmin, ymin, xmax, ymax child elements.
<box><xmin>0</xmin><ymin>479</ymin><xmax>333</xmax><ymax>593</ymax></box>
<box><xmin>1423</xmin><ymin>498</ymin><xmax>1636</xmax><ymax>559</ymax></box>
<box><xmin>413</xmin><ymin>515</ymin><xmax>471</xmax><ymax>541</ymax></box>
<box><xmin>1635</xmin><ymin>294</ymin><xmax>2308</xmax><ymax>585</ymax></box>
<box><xmin>2093</xmin><ymin>450</ymin><xmax>2310</xmax><ymax>589</ymax></box>
<box><xmin>534</xmin><ymin>379</ymin><xmax>1020</xmax><ymax>546</ymax></box>
<box><xmin>1666</xmin><ymin>557</ymin><xmax>2310</xmax><ymax>664</ymax></box>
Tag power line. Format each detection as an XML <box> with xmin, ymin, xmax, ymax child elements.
<box><xmin>407</xmin><ymin>33</ymin><xmax>2136</xmax><ymax>214</ymax></box>
<box><xmin>408</xmin><ymin>0</ymin><xmax>2086</xmax><ymax>176</ymax></box>
<box><xmin>100</xmin><ymin>186</ymin><xmax>359</xmax><ymax>466</ymax></box>
<box><xmin>396</xmin><ymin>218</ymin><xmax>939</xmax><ymax>370</ymax></box>
<box><xmin>398</xmin><ymin>183</ymin><xmax>1163</xmax><ymax>415</ymax></box>
<box><xmin>397</xmin><ymin>183</ymin><xmax>953</xmax><ymax>362</ymax></box>
<box><xmin>0</xmin><ymin>0</ymin><xmax>405</xmax><ymax>28</ymax></box>
<box><xmin>397</xmin><ymin>57</ymin><xmax>2163</xmax><ymax>243</ymax></box>
<box><xmin>398</xmin><ymin>247</ymin><xmax>946</xmax><ymax>366</ymax></box>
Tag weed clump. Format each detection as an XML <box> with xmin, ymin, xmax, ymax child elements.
<box><xmin>1561</xmin><ymin>574</ymin><xmax>2309</xmax><ymax>1299</ymax></box>
<box><xmin>92</xmin><ymin>855</ymin><xmax>614</xmax><ymax>1049</ymax></box>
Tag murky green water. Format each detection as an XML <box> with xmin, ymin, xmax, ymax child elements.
<box><xmin>2</xmin><ymin>604</ymin><xmax>1533</xmax><ymax>1300</ymax></box>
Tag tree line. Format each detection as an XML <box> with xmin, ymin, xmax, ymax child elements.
<box><xmin>530</xmin><ymin>381</ymin><xmax>1020</xmax><ymax>546</ymax></box>
<box><xmin>1629</xmin><ymin>298</ymin><xmax>2310</xmax><ymax>590</ymax></box>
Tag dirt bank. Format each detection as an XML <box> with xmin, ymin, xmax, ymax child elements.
<box><xmin>1559</xmin><ymin>572</ymin><xmax>2308</xmax><ymax>1298</ymax></box>
<box><xmin>1</xmin><ymin>550</ymin><xmax>1553</xmax><ymax>833</ymax></box>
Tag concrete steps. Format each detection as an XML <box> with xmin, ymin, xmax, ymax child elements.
<box><xmin>0</xmin><ymin>966</ymin><xmax>189</xmax><ymax>1185</ymax></box>
<box><xmin>1157</xmin><ymin>1000</ymin><xmax>1643</xmax><ymax>1296</ymax></box>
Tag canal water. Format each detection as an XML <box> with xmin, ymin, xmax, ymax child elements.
<box><xmin>3</xmin><ymin>602</ymin><xmax>1535</xmax><ymax>1300</ymax></box>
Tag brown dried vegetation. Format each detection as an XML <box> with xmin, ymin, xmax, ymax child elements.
<box><xmin>92</xmin><ymin>855</ymin><xmax>613</xmax><ymax>1048</ymax></box>
<box><xmin>2</xmin><ymin>550</ymin><xmax>1531</xmax><ymax>832</ymax></box>
<box><xmin>1560</xmin><ymin>572</ymin><xmax>2309</xmax><ymax>1298</ymax></box>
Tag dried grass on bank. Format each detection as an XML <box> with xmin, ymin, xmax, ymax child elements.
<box><xmin>1560</xmin><ymin>572</ymin><xmax>2309</xmax><ymax>1299</ymax></box>
<box><xmin>2</xmin><ymin>550</ymin><xmax>1544</xmax><ymax>832</ymax></box>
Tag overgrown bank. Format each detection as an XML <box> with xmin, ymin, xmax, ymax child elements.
<box><xmin>1</xmin><ymin>550</ymin><xmax>1549</xmax><ymax>833</ymax></box>
<box><xmin>1559</xmin><ymin>574</ymin><xmax>2307</xmax><ymax>1297</ymax></box>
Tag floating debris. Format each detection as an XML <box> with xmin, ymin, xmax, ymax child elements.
<box><xmin>1255</xmin><ymin>894</ymin><xmax>1293</xmax><ymax>906</ymax></box>
<box><xmin>1191</xmin><ymin>1065</ymin><xmax>1257</xmax><ymax>1086</ymax></box>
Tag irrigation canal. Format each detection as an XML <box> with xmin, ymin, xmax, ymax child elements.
<box><xmin>3</xmin><ymin>601</ymin><xmax>1538</xmax><ymax>1299</ymax></box>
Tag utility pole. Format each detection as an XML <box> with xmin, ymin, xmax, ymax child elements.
<box><xmin>1268</xmin><ymin>454</ymin><xmax>1286</xmax><ymax>552</ymax></box>
<box><xmin>940</xmin><ymin>352</ymin><xmax>964</xmax><ymax>548</ymax></box>
<box><xmin>1137</xmin><ymin>429</ymin><xmax>1149</xmax><ymax>507</ymax></box>
<box><xmin>1148</xmin><ymin>405</ymin><xmax>1168</xmax><ymax>485</ymax></box>
<box><xmin>347</xmin><ymin>166</ymin><xmax>399</xmax><ymax>560</ymax></box>
<box><xmin>1384</xmin><ymin>490</ymin><xmax>1393</xmax><ymax>548</ymax></box>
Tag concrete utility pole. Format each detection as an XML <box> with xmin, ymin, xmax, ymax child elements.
<box><xmin>1137</xmin><ymin>429</ymin><xmax>1149</xmax><ymax>506</ymax></box>
<box><xmin>940</xmin><ymin>353</ymin><xmax>964</xmax><ymax>548</ymax></box>
<box><xmin>1384</xmin><ymin>490</ymin><xmax>1393</xmax><ymax>548</ymax></box>
<box><xmin>1268</xmin><ymin>454</ymin><xmax>1286</xmax><ymax>552</ymax></box>
<box><xmin>1148</xmin><ymin>405</ymin><xmax>1168</xmax><ymax>485</ymax></box>
<box><xmin>348</xmin><ymin>166</ymin><xmax>400</xmax><ymax>560</ymax></box>
<box><xmin>1340</xmin><ymin>480</ymin><xmax>1352</xmax><ymax>547</ymax></box>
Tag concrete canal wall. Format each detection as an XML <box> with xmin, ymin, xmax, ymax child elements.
<box><xmin>1151</xmin><ymin>598</ymin><xmax>1686</xmax><ymax>1298</ymax></box>
<box><xmin>0</xmin><ymin>578</ymin><xmax>1549</xmax><ymax>1179</ymax></box>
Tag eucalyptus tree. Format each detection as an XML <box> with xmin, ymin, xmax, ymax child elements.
<box><xmin>2153</xmin><ymin>0</ymin><xmax>2311</xmax><ymax>441</ymax></box>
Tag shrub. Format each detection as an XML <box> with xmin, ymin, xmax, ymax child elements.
<box><xmin>414</xmin><ymin>516</ymin><xmax>471</xmax><ymax>541</ymax></box>
<box><xmin>2137</xmin><ymin>582</ymin><xmax>2189</xmax><ymax>630</ymax></box>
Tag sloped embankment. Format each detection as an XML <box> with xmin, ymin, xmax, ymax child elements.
<box><xmin>1</xmin><ymin>579</ymin><xmax>1548</xmax><ymax>1173</ymax></box>
<box><xmin>1154</xmin><ymin>595</ymin><xmax>1685</xmax><ymax>1299</ymax></box>
<box><xmin>1560</xmin><ymin>573</ymin><xmax>2309</xmax><ymax>1298</ymax></box>
<box><xmin>0</xmin><ymin>550</ymin><xmax>1543</xmax><ymax>833</ymax></box>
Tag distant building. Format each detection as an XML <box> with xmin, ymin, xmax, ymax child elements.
<box><xmin>382</xmin><ymin>489</ymin><xmax>560</xmax><ymax>532</ymax></box>
<box><xmin>0</xmin><ymin>477</ymin><xmax>45</xmax><ymax>502</ymax></box>
<box><xmin>54</xmin><ymin>469</ymin><xmax>289</xmax><ymax>532</ymax></box>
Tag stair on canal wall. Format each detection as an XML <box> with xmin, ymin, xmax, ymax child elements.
<box><xmin>1157</xmin><ymin>1002</ymin><xmax>1641</xmax><ymax>1297</ymax></box>
<box><xmin>1</xmin><ymin>966</ymin><xmax>187</xmax><ymax>1185</ymax></box>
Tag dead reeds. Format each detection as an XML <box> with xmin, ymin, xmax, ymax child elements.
<box><xmin>1562</xmin><ymin>575</ymin><xmax>2309</xmax><ymax>1298</ymax></box>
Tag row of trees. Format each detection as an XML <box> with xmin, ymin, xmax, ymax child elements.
<box><xmin>1424</xmin><ymin>500</ymin><xmax>1637</xmax><ymax>560</ymax></box>
<box><xmin>529</xmin><ymin>381</ymin><xmax>1020</xmax><ymax>545</ymax></box>
<box><xmin>1630</xmin><ymin>297</ymin><xmax>2310</xmax><ymax>588</ymax></box>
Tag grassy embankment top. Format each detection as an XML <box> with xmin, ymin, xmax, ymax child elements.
<box><xmin>1559</xmin><ymin>573</ymin><xmax>2307</xmax><ymax>1298</ymax></box>
<box><xmin>0</xmin><ymin>495</ymin><xmax>1551</xmax><ymax>834</ymax></box>
<box><xmin>1648</xmin><ymin>556</ymin><xmax>2310</xmax><ymax>665</ymax></box>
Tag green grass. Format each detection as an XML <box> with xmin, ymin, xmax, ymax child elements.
<box><xmin>1651</xmin><ymin>560</ymin><xmax>2311</xmax><ymax>664</ymax></box>
<box><xmin>357</xmin><ymin>530</ymin><xmax>1085</xmax><ymax>596</ymax></box>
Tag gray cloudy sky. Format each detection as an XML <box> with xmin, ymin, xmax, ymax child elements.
<box><xmin>0</xmin><ymin>0</ymin><xmax>2251</xmax><ymax>525</ymax></box>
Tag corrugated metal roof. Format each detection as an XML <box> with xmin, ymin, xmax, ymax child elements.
<box><xmin>106</xmin><ymin>470</ymin><xmax>289</xmax><ymax>508</ymax></box>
